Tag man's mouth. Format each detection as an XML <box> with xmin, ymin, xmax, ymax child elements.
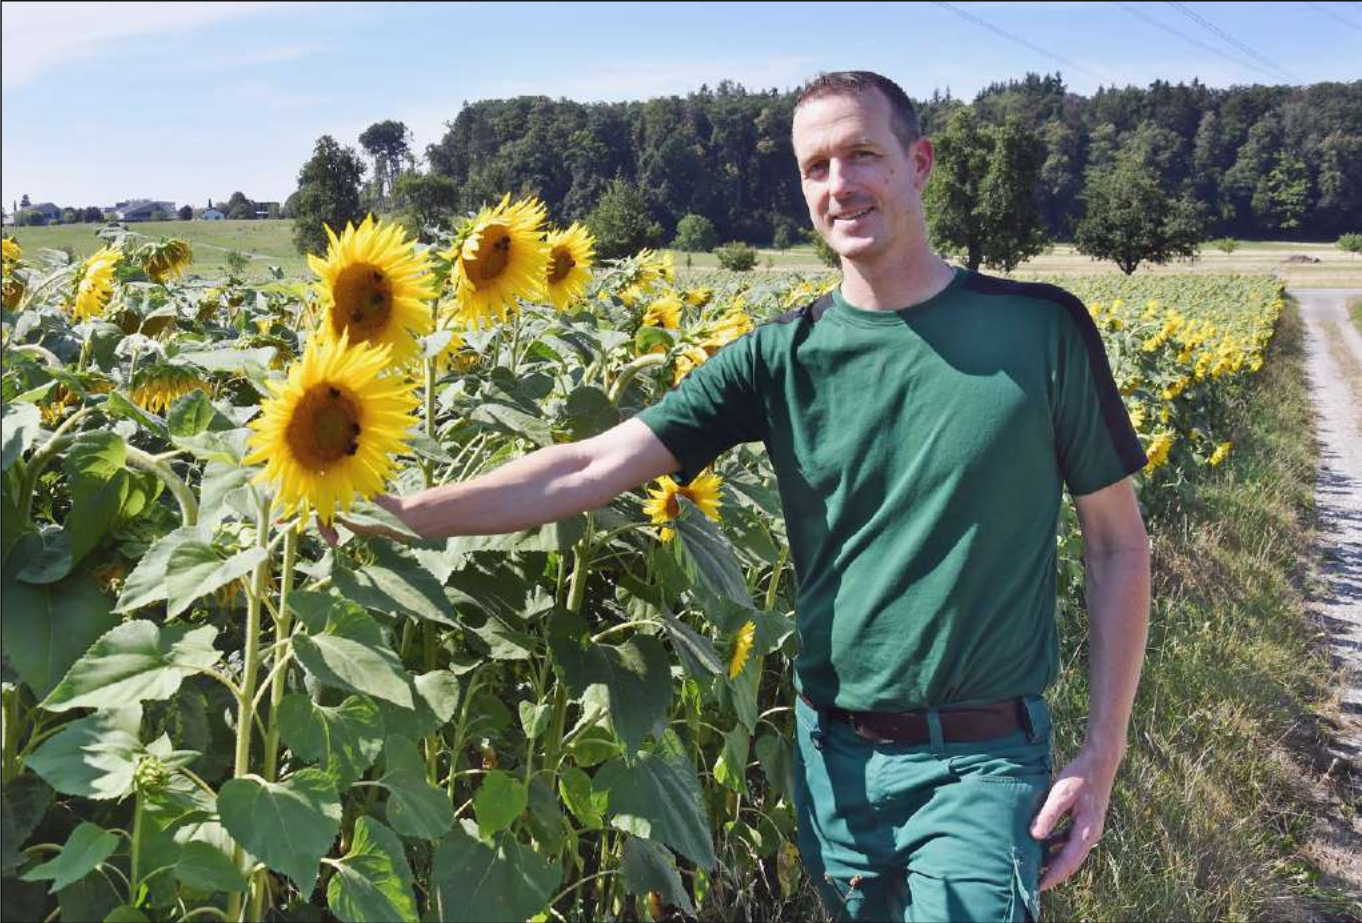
<box><xmin>832</xmin><ymin>207</ymin><xmax>873</xmax><ymax>224</ymax></box>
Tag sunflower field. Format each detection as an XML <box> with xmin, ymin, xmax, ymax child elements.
<box><xmin>0</xmin><ymin>209</ymin><xmax>1280</xmax><ymax>923</ymax></box>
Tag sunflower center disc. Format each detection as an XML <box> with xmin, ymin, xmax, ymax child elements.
<box><xmin>332</xmin><ymin>263</ymin><xmax>393</xmax><ymax>339</ymax></box>
<box><xmin>548</xmin><ymin>247</ymin><xmax>575</xmax><ymax>284</ymax></box>
<box><xmin>287</xmin><ymin>384</ymin><xmax>361</xmax><ymax>469</ymax></box>
<box><xmin>469</xmin><ymin>225</ymin><xmax>512</xmax><ymax>282</ymax></box>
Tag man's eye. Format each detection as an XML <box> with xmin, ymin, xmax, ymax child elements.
<box><xmin>854</xmin><ymin>150</ymin><xmax>875</xmax><ymax>159</ymax></box>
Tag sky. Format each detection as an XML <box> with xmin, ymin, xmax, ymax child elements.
<box><xmin>3</xmin><ymin>0</ymin><xmax>1359</xmax><ymax>211</ymax></box>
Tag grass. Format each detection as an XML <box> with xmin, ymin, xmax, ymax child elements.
<box><xmin>7</xmin><ymin>219</ymin><xmax>309</xmax><ymax>279</ymax></box>
<box><xmin>1043</xmin><ymin>295</ymin><xmax>1359</xmax><ymax>921</ymax></box>
<box><xmin>1349</xmin><ymin>296</ymin><xmax>1362</xmax><ymax>339</ymax></box>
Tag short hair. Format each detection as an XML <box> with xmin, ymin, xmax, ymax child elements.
<box><xmin>794</xmin><ymin>71</ymin><xmax>922</xmax><ymax>151</ymax></box>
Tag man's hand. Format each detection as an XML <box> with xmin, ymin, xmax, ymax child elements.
<box><xmin>319</xmin><ymin>494</ymin><xmax>420</xmax><ymax>547</ymax></box>
<box><xmin>1030</xmin><ymin>748</ymin><xmax>1119</xmax><ymax>891</ymax></box>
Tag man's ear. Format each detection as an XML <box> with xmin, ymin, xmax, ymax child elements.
<box><xmin>911</xmin><ymin>137</ymin><xmax>935</xmax><ymax>192</ymax></box>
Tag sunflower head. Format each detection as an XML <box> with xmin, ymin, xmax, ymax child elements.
<box><xmin>642</xmin><ymin>293</ymin><xmax>683</xmax><ymax>330</ymax></box>
<box><xmin>141</xmin><ymin>238</ymin><xmax>194</xmax><ymax>283</ymax></box>
<box><xmin>444</xmin><ymin>195</ymin><xmax>549</xmax><ymax>330</ymax></box>
<box><xmin>642</xmin><ymin>469</ymin><xmax>723</xmax><ymax>542</ymax></box>
<box><xmin>71</xmin><ymin>247</ymin><xmax>122</xmax><ymax>321</ymax></box>
<box><xmin>728</xmin><ymin>620</ymin><xmax>756</xmax><ymax>680</ymax></box>
<box><xmin>131</xmin><ymin>363</ymin><xmax>211</xmax><ymax>415</ymax></box>
<box><xmin>543</xmin><ymin>223</ymin><xmax>596</xmax><ymax>311</ymax></box>
<box><xmin>2</xmin><ymin>237</ymin><xmax>19</xmax><ymax>265</ymax></box>
<box><xmin>243</xmin><ymin>331</ymin><xmax>419</xmax><ymax>525</ymax></box>
<box><xmin>307</xmin><ymin>215</ymin><xmax>436</xmax><ymax>368</ymax></box>
<box><xmin>2</xmin><ymin>277</ymin><xmax>24</xmax><ymax>310</ymax></box>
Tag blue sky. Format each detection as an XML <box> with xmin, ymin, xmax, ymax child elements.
<box><xmin>3</xmin><ymin>1</ymin><xmax>1358</xmax><ymax>211</ymax></box>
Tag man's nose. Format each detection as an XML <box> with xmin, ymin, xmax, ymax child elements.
<box><xmin>827</xmin><ymin>158</ymin><xmax>856</xmax><ymax>197</ymax></box>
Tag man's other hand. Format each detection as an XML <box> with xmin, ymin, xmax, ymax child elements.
<box><xmin>319</xmin><ymin>494</ymin><xmax>420</xmax><ymax>548</ymax></box>
<box><xmin>1029</xmin><ymin>748</ymin><xmax>1119</xmax><ymax>891</ymax></box>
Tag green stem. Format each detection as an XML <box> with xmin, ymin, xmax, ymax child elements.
<box><xmin>129</xmin><ymin>790</ymin><xmax>145</xmax><ymax>903</ymax></box>
<box><xmin>1</xmin><ymin>685</ymin><xmax>20</xmax><ymax>784</ymax></box>
<box><xmin>124</xmin><ymin>445</ymin><xmax>198</xmax><ymax>527</ymax></box>
<box><xmin>15</xmin><ymin>407</ymin><xmax>92</xmax><ymax>525</ymax></box>
<box><xmin>229</xmin><ymin>495</ymin><xmax>272</xmax><ymax>920</ymax></box>
<box><xmin>508</xmin><ymin>307</ymin><xmax>523</xmax><ymax>374</ymax></box>
<box><xmin>606</xmin><ymin>353</ymin><xmax>667</xmax><ymax>404</ymax></box>
<box><xmin>261</xmin><ymin>525</ymin><xmax>298</xmax><ymax>782</ymax></box>
<box><xmin>566</xmin><ymin>513</ymin><xmax>596</xmax><ymax>616</ymax></box>
<box><xmin>446</xmin><ymin>666</ymin><xmax>485</xmax><ymax>799</ymax></box>
<box><xmin>764</xmin><ymin>544</ymin><xmax>789</xmax><ymax>612</ymax></box>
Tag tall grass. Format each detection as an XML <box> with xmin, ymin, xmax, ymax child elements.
<box><xmin>1045</xmin><ymin>296</ymin><xmax>1348</xmax><ymax>921</ymax></box>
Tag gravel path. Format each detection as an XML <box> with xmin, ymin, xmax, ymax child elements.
<box><xmin>1291</xmin><ymin>287</ymin><xmax>1362</xmax><ymax>758</ymax></box>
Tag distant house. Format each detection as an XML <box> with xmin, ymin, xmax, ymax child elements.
<box><xmin>254</xmin><ymin>201</ymin><xmax>281</xmax><ymax>219</ymax></box>
<box><xmin>198</xmin><ymin>208</ymin><xmax>226</xmax><ymax>221</ymax></box>
<box><xmin>115</xmin><ymin>199</ymin><xmax>176</xmax><ymax>222</ymax></box>
<box><xmin>24</xmin><ymin>202</ymin><xmax>63</xmax><ymax>224</ymax></box>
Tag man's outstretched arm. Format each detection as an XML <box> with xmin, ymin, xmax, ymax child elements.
<box><xmin>345</xmin><ymin>418</ymin><xmax>681</xmax><ymax>540</ymax></box>
<box><xmin>1030</xmin><ymin>476</ymin><xmax>1151</xmax><ymax>891</ymax></box>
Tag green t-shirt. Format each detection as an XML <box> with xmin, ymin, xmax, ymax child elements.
<box><xmin>636</xmin><ymin>268</ymin><xmax>1146</xmax><ymax>711</ymax></box>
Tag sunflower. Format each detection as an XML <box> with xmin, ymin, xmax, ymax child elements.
<box><xmin>141</xmin><ymin>239</ymin><xmax>194</xmax><ymax>283</ymax></box>
<box><xmin>1</xmin><ymin>237</ymin><xmax>19</xmax><ymax>264</ymax></box>
<box><xmin>1209</xmin><ymin>441</ymin><xmax>1233</xmax><ymax>467</ymax></box>
<box><xmin>436</xmin><ymin>328</ymin><xmax>480</xmax><ymax>373</ymax></box>
<box><xmin>445</xmin><ymin>195</ymin><xmax>549</xmax><ymax>330</ymax></box>
<box><xmin>71</xmin><ymin>247</ymin><xmax>122</xmax><ymax>321</ymax></box>
<box><xmin>672</xmin><ymin>345</ymin><xmax>711</xmax><ymax>386</ymax></box>
<box><xmin>244</xmin><ymin>331</ymin><xmax>419</xmax><ymax>525</ymax></box>
<box><xmin>131</xmin><ymin>364</ymin><xmax>211</xmax><ymax>415</ymax></box>
<box><xmin>1</xmin><ymin>237</ymin><xmax>21</xmax><ymax>308</ymax></box>
<box><xmin>308</xmin><ymin>215</ymin><xmax>436</xmax><ymax>368</ymax></box>
<box><xmin>642</xmin><ymin>293</ymin><xmax>682</xmax><ymax>330</ymax></box>
<box><xmin>642</xmin><ymin>469</ymin><xmax>723</xmax><ymax>542</ymax></box>
<box><xmin>544</xmin><ymin>223</ymin><xmax>595</xmax><ymax>311</ymax></box>
<box><xmin>1144</xmin><ymin>431</ymin><xmax>1175</xmax><ymax>473</ymax></box>
<box><xmin>728</xmin><ymin>620</ymin><xmax>756</xmax><ymax>680</ymax></box>
<box><xmin>684</xmin><ymin>287</ymin><xmax>713</xmax><ymax>309</ymax></box>
<box><xmin>618</xmin><ymin>248</ymin><xmax>675</xmax><ymax>307</ymax></box>
<box><xmin>698</xmin><ymin>308</ymin><xmax>753</xmax><ymax>351</ymax></box>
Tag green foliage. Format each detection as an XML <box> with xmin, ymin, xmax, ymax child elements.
<box><xmin>392</xmin><ymin>171</ymin><xmax>459</xmax><ymax>239</ymax></box>
<box><xmin>1211</xmin><ymin>237</ymin><xmax>1239</xmax><ymax>254</ymax></box>
<box><xmin>359</xmin><ymin>120</ymin><xmax>413</xmax><ymax>211</ymax></box>
<box><xmin>224</xmin><ymin>249</ymin><xmax>249</xmax><ymax>277</ymax></box>
<box><xmin>176</xmin><ymin>205</ymin><xmax>193</xmax><ymax>221</ymax></box>
<box><xmin>585</xmin><ymin>178</ymin><xmax>663</xmax><ymax>260</ymax></box>
<box><xmin>925</xmin><ymin>109</ymin><xmax>1049</xmax><ymax>271</ymax></box>
<box><xmin>1074</xmin><ymin>158</ymin><xmax>1205</xmax><ymax>274</ymax></box>
<box><xmin>713</xmin><ymin>241</ymin><xmax>758</xmax><ymax>271</ymax></box>
<box><xmin>672</xmin><ymin>213</ymin><xmax>718</xmax><ymax>252</ymax></box>
<box><xmin>291</xmin><ymin>134</ymin><xmax>367</xmax><ymax>256</ymax></box>
<box><xmin>1337</xmin><ymin>232</ymin><xmax>1362</xmax><ymax>255</ymax></box>
<box><xmin>223</xmin><ymin>191</ymin><xmax>255</xmax><ymax>221</ymax></box>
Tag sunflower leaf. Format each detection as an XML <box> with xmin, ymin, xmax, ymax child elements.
<box><xmin>40</xmin><ymin>620</ymin><xmax>221</xmax><ymax>713</ymax></box>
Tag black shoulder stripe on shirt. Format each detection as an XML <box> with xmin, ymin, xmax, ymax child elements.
<box><xmin>962</xmin><ymin>271</ymin><xmax>1148</xmax><ymax>475</ymax></box>
<box><xmin>767</xmin><ymin>292</ymin><xmax>834</xmax><ymax>327</ymax></box>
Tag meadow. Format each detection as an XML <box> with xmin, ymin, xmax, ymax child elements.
<box><xmin>1</xmin><ymin>212</ymin><xmax>1355</xmax><ymax>922</ymax></box>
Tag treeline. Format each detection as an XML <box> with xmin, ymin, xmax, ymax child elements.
<box><xmin>408</xmin><ymin>75</ymin><xmax>1359</xmax><ymax>245</ymax></box>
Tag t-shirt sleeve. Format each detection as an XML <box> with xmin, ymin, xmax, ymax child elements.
<box><xmin>1051</xmin><ymin>294</ymin><xmax>1148</xmax><ymax>496</ymax></box>
<box><xmin>634</xmin><ymin>330</ymin><xmax>767</xmax><ymax>485</ymax></box>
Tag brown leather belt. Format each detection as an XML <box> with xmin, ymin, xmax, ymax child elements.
<box><xmin>799</xmin><ymin>690</ymin><xmax>1027</xmax><ymax>745</ymax></box>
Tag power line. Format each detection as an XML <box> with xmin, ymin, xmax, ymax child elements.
<box><xmin>1113</xmin><ymin>2</ymin><xmax>1275</xmax><ymax>78</ymax></box>
<box><xmin>931</xmin><ymin>1</ymin><xmax>1115</xmax><ymax>86</ymax></box>
<box><xmin>1305</xmin><ymin>1</ymin><xmax>1362</xmax><ymax>32</ymax></box>
<box><xmin>1165</xmin><ymin>1</ymin><xmax>1299</xmax><ymax>82</ymax></box>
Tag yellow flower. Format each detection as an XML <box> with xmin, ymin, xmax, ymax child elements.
<box><xmin>728</xmin><ymin>620</ymin><xmax>756</xmax><ymax>680</ymax></box>
<box><xmin>1209</xmin><ymin>441</ymin><xmax>1233</xmax><ymax>466</ymax></box>
<box><xmin>699</xmin><ymin>309</ymin><xmax>753</xmax><ymax>351</ymax></box>
<box><xmin>437</xmin><ymin>327</ymin><xmax>480</xmax><ymax>372</ymax></box>
<box><xmin>131</xmin><ymin>364</ymin><xmax>211</xmax><ymax>415</ymax></box>
<box><xmin>141</xmin><ymin>239</ymin><xmax>193</xmax><ymax>283</ymax></box>
<box><xmin>445</xmin><ymin>195</ymin><xmax>549</xmax><ymax>330</ymax></box>
<box><xmin>642</xmin><ymin>469</ymin><xmax>723</xmax><ymax>542</ymax></box>
<box><xmin>672</xmin><ymin>345</ymin><xmax>711</xmax><ymax>385</ymax></box>
<box><xmin>1127</xmin><ymin>405</ymin><xmax>1146</xmax><ymax>432</ymax></box>
<box><xmin>685</xmin><ymin>287</ymin><xmax>713</xmax><ymax>309</ymax></box>
<box><xmin>2</xmin><ymin>237</ymin><xmax>19</xmax><ymax>264</ymax></box>
<box><xmin>1144</xmin><ymin>431</ymin><xmax>1175</xmax><ymax>472</ymax></box>
<box><xmin>2</xmin><ymin>277</ymin><xmax>23</xmax><ymax>310</ymax></box>
<box><xmin>71</xmin><ymin>247</ymin><xmax>122</xmax><ymax>321</ymax></box>
<box><xmin>543</xmin><ymin>223</ymin><xmax>595</xmax><ymax>311</ymax></box>
<box><xmin>642</xmin><ymin>294</ymin><xmax>683</xmax><ymax>330</ymax></box>
<box><xmin>244</xmin><ymin>331</ymin><xmax>419</xmax><ymax>525</ymax></box>
<box><xmin>309</xmin><ymin>215</ymin><xmax>436</xmax><ymax>368</ymax></box>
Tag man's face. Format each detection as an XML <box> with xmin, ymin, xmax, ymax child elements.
<box><xmin>792</xmin><ymin>88</ymin><xmax>933</xmax><ymax>263</ymax></box>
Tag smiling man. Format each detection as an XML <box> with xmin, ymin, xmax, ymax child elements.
<box><xmin>340</xmin><ymin>69</ymin><xmax>1151</xmax><ymax>923</ymax></box>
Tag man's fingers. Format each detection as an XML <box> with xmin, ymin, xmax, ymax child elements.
<box><xmin>1030</xmin><ymin>778</ymin><xmax>1080</xmax><ymax>839</ymax></box>
<box><xmin>318</xmin><ymin>518</ymin><xmax>339</xmax><ymax>547</ymax></box>
<box><xmin>1039</xmin><ymin>812</ymin><xmax>1103</xmax><ymax>891</ymax></box>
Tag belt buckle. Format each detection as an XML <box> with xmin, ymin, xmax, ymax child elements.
<box><xmin>850</xmin><ymin>714</ymin><xmax>898</xmax><ymax>746</ymax></box>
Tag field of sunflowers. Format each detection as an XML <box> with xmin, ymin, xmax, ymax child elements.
<box><xmin>0</xmin><ymin>204</ymin><xmax>1281</xmax><ymax>923</ymax></box>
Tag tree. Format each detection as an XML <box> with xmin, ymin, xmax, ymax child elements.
<box><xmin>82</xmin><ymin>206</ymin><xmax>104</xmax><ymax>223</ymax></box>
<box><xmin>359</xmin><ymin>120</ymin><xmax>413</xmax><ymax>212</ymax></box>
<box><xmin>714</xmin><ymin>241</ymin><xmax>758</xmax><ymax>271</ymax></box>
<box><xmin>392</xmin><ymin>172</ymin><xmax>459</xmax><ymax>239</ymax></box>
<box><xmin>1211</xmin><ymin>237</ymin><xmax>1239</xmax><ymax>254</ymax></box>
<box><xmin>925</xmin><ymin>110</ymin><xmax>1048</xmax><ymax>271</ymax></box>
<box><xmin>585</xmin><ymin>178</ymin><xmax>663</xmax><ymax>260</ymax></box>
<box><xmin>20</xmin><ymin>194</ymin><xmax>30</xmax><ymax>208</ymax></box>
<box><xmin>1338</xmin><ymin>233</ymin><xmax>1362</xmax><ymax>257</ymax></box>
<box><xmin>1258</xmin><ymin>151</ymin><xmax>1310</xmax><ymax>232</ymax></box>
<box><xmin>1074</xmin><ymin>158</ymin><xmax>1204</xmax><ymax>274</ymax></box>
<box><xmin>177</xmin><ymin>205</ymin><xmax>193</xmax><ymax>221</ymax></box>
<box><xmin>224</xmin><ymin>191</ymin><xmax>255</xmax><ymax>220</ymax></box>
<box><xmin>806</xmin><ymin>229</ymin><xmax>840</xmax><ymax>267</ymax></box>
<box><xmin>291</xmin><ymin>135</ymin><xmax>367</xmax><ymax>255</ymax></box>
<box><xmin>672</xmin><ymin>214</ymin><xmax>717</xmax><ymax>252</ymax></box>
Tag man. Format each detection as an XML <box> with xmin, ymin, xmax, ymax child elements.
<box><xmin>348</xmin><ymin>71</ymin><xmax>1150</xmax><ymax>922</ymax></box>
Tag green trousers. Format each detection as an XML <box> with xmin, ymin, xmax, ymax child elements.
<box><xmin>794</xmin><ymin>694</ymin><xmax>1053</xmax><ymax>922</ymax></box>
